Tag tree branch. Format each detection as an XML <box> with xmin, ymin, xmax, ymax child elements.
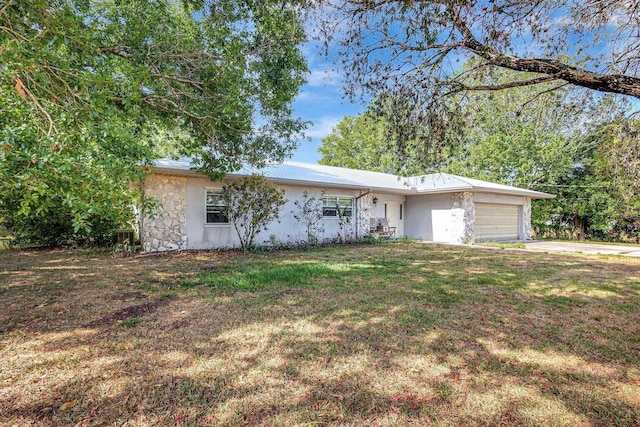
<box><xmin>150</xmin><ymin>74</ymin><xmax>206</xmax><ymax>91</ymax></box>
<box><xmin>101</xmin><ymin>46</ymin><xmax>133</xmax><ymax>59</ymax></box>
<box><xmin>0</xmin><ymin>0</ymin><xmax>14</xmax><ymax>17</ymax></box>
<box><xmin>519</xmin><ymin>82</ymin><xmax>570</xmax><ymax>112</ymax></box>
<box><xmin>450</xmin><ymin>6</ymin><xmax>640</xmax><ymax>98</ymax></box>
<box><xmin>13</xmin><ymin>77</ymin><xmax>54</xmax><ymax>136</ymax></box>
<box><xmin>450</xmin><ymin>75</ymin><xmax>559</xmax><ymax>94</ymax></box>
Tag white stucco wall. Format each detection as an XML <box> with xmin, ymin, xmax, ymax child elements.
<box><xmin>142</xmin><ymin>172</ymin><xmax>536</xmax><ymax>251</ymax></box>
<box><xmin>183</xmin><ymin>176</ymin><xmax>381</xmax><ymax>249</ymax></box>
<box><xmin>404</xmin><ymin>193</ymin><xmax>453</xmax><ymax>242</ymax></box>
<box><xmin>143</xmin><ymin>172</ymin><xmax>410</xmax><ymax>251</ymax></box>
<box><xmin>357</xmin><ymin>193</ymin><xmax>374</xmax><ymax>237</ymax></box>
<box><xmin>405</xmin><ymin>192</ymin><xmax>531</xmax><ymax>244</ymax></box>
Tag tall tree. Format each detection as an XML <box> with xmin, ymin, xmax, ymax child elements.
<box><xmin>318</xmin><ymin>114</ymin><xmax>399</xmax><ymax>173</ymax></box>
<box><xmin>0</xmin><ymin>0</ymin><xmax>307</xmax><ymax>244</ymax></box>
<box><xmin>318</xmin><ymin>65</ymin><xmax>627</xmax><ymax>179</ymax></box>
<box><xmin>595</xmin><ymin>119</ymin><xmax>640</xmax><ymax>201</ymax></box>
<box><xmin>444</xmin><ymin>65</ymin><xmax>628</xmax><ymax>186</ymax></box>
<box><xmin>2</xmin><ymin>0</ymin><xmax>308</xmax><ymax>172</ymax></box>
<box><xmin>317</xmin><ymin>0</ymin><xmax>640</xmax><ymax>160</ymax></box>
<box><xmin>318</xmin><ymin>95</ymin><xmax>463</xmax><ymax>176</ymax></box>
<box><xmin>530</xmin><ymin>135</ymin><xmax>640</xmax><ymax>242</ymax></box>
<box><xmin>439</xmin><ymin>77</ymin><xmax>636</xmax><ymax>241</ymax></box>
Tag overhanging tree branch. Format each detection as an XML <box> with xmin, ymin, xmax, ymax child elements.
<box><xmin>12</xmin><ymin>76</ymin><xmax>55</xmax><ymax>136</ymax></box>
<box><xmin>328</xmin><ymin>0</ymin><xmax>640</xmax><ymax>100</ymax></box>
<box><xmin>446</xmin><ymin>75</ymin><xmax>560</xmax><ymax>96</ymax></box>
<box><xmin>519</xmin><ymin>82</ymin><xmax>570</xmax><ymax>112</ymax></box>
<box><xmin>451</xmin><ymin>6</ymin><xmax>640</xmax><ymax>98</ymax></box>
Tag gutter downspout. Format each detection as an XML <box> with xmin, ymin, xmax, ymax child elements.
<box><xmin>355</xmin><ymin>188</ymin><xmax>372</xmax><ymax>239</ymax></box>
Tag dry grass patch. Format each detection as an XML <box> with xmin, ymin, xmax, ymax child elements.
<box><xmin>1</xmin><ymin>243</ymin><xmax>639</xmax><ymax>426</ymax></box>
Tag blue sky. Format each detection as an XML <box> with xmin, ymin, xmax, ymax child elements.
<box><xmin>288</xmin><ymin>42</ymin><xmax>364</xmax><ymax>164</ymax></box>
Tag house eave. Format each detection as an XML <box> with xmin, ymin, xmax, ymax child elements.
<box><xmin>470</xmin><ymin>187</ymin><xmax>556</xmax><ymax>199</ymax></box>
<box><xmin>149</xmin><ymin>166</ymin><xmax>555</xmax><ymax>199</ymax></box>
<box><xmin>228</xmin><ymin>175</ymin><xmax>413</xmax><ymax>194</ymax></box>
<box><xmin>414</xmin><ymin>185</ymin><xmax>555</xmax><ymax>199</ymax></box>
<box><xmin>149</xmin><ymin>166</ymin><xmax>203</xmax><ymax>178</ymax></box>
<box><xmin>150</xmin><ymin>166</ymin><xmax>414</xmax><ymax>194</ymax></box>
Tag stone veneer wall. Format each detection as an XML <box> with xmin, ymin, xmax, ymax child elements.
<box><xmin>523</xmin><ymin>197</ymin><xmax>532</xmax><ymax>240</ymax></box>
<box><xmin>357</xmin><ymin>194</ymin><xmax>374</xmax><ymax>237</ymax></box>
<box><xmin>452</xmin><ymin>192</ymin><xmax>475</xmax><ymax>243</ymax></box>
<box><xmin>142</xmin><ymin>174</ymin><xmax>187</xmax><ymax>252</ymax></box>
<box><xmin>462</xmin><ymin>192</ymin><xmax>475</xmax><ymax>243</ymax></box>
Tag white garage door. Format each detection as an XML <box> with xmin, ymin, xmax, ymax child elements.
<box><xmin>475</xmin><ymin>203</ymin><xmax>520</xmax><ymax>241</ymax></box>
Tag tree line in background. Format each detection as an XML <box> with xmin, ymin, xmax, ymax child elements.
<box><xmin>320</xmin><ymin>63</ymin><xmax>640</xmax><ymax>242</ymax></box>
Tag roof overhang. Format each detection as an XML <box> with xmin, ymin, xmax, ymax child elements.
<box><xmin>408</xmin><ymin>183</ymin><xmax>554</xmax><ymax>199</ymax></box>
<box><xmin>412</xmin><ymin>188</ymin><xmax>555</xmax><ymax>199</ymax></box>
<box><xmin>150</xmin><ymin>166</ymin><xmax>415</xmax><ymax>194</ymax></box>
<box><xmin>149</xmin><ymin>166</ymin><xmax>203</xmax><ymax>178</ymax></box>
<box><xmin>250</xmin><ymin>177</ymin><xmax>416</xmax><ymax>194</ymax></box>
<box><xmin>148</xmin><ymin>163</ymin><xmax>555</xmax><ymax>199</ymax></box>
<box><xmin>470</xmin><ymin>187</ymin><xmax>556</xmax><ymax>199</ymax></box>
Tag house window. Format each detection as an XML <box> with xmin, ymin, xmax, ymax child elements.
<box><xmin>384</xmin><ymin>203</ymin><xmax>387</xmax><ymax>218</ymax></box>
<box><xmin>322</xmin><ymin>196</ymin><xmax>354</xmax><ymax>217</ymax></box>
<box><xmin>400</xmin><ymin>204</ymin><xmax>403</xmax><ymax>220</ymax></box>
<box><xmin>205</xmin><ymin>190</ymin><xmax>228</xmax><ymax>224</ymax></box>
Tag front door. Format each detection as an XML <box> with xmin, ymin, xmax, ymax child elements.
<box><xmin>385</xmin><ymin>202</ymin><xmax>404</xmax><ymax>237</ymax></box>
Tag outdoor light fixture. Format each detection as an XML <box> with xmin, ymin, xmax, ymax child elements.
<box><xmin>372</xmin><ymin>197</ymin><xmax>378</xmax><ymax>205</ymax></box>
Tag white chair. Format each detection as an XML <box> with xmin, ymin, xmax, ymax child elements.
<box><xmin>369</xmin><ymin>217</ymin><xmax>378</xmax><ymax>233</ymax></box>
<box><xmin>379</xmin><ymin>218</ymin><xmax>396</xmax><ymax>237</ymax></box>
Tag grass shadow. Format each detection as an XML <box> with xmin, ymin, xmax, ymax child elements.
<box><xmin>1</xmin><ymin>242</ymin><xmax>639</xmax><ymax>425</ymax></box>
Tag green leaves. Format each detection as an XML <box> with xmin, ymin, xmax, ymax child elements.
<box><xmin>442</xmin><ymin>65</ymin><xmax>636</xmax><ymax>240</ymax></box>
<box><xmin>0</xmin><ymin>120</ymin><xmax>144</xmax><ymax>245</ymax></box>
<box><xmin>596</xmin><ymin>120</ymin><xmax>640</xmax><ymax>202</ymax></box>
<box><xmin>223</xmin><ymin>174</ymin><xmax>286</xmax><ymax>251</ymax></box>
<box><xmin>1</xmin><ymin>0</ymin><xmax>307</xmax><ymax>245</ymax></box>
<box><xmin>2</xmin><ymin>0</ymin><xmax>308</xmax><ymax>162</ymax></box>
<box><xmin>319</xmin><ymin>114</ymin><xmax>399</xmax><ymax>174</ymax></box>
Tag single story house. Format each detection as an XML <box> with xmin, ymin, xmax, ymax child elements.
<box><xmin>141</xmin><ymin>158</ymin><xmax>554</xmax><ymax>252</ymax></box>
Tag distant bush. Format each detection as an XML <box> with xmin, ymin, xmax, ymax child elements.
<box><xmin>6</xmin><ymin>210</ymin><xmax>129</xmax><ymax>248</ymax></box>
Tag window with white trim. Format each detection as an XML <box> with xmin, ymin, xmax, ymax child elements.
<box><xmin>205</xmin><ymin>190</ymin><xmax>229</xmax><ymax>224</ymax></box>
<box><xmin>322</xmin><ymin>196</ymin><xmax>354</xmax><ymax>218</ymax></box>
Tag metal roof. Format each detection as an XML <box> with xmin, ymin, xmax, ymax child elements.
<box><xmin>152</xmin><ymin>158</ymin><xmax>554</xmax><ymax>199</ymax></box>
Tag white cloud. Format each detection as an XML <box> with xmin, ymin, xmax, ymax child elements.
<box><xmin>306</xmin><ymin>68</ymin><xmax>341</xmax><ymax>87</ymax></box>
<box><xmin>305</xmin><ymin>116</ymin><xmax>342</xmax><ymax>138</ymax></box>
<box><xmin>295</xmin><ymin>90</ymin><xmax>333</xmax><ymax>102</ymax></box>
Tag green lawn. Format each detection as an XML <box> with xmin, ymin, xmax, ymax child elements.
<box><xmin>1</xmin><ymin>242</ymin><xmax>639</xmax><ymax>426</ymax></box>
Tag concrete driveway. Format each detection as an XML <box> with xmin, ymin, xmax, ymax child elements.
<box><xmin>524</xmin><ymin>240</ymin><xmax>640</xmax><ymax>257</ymax></box>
